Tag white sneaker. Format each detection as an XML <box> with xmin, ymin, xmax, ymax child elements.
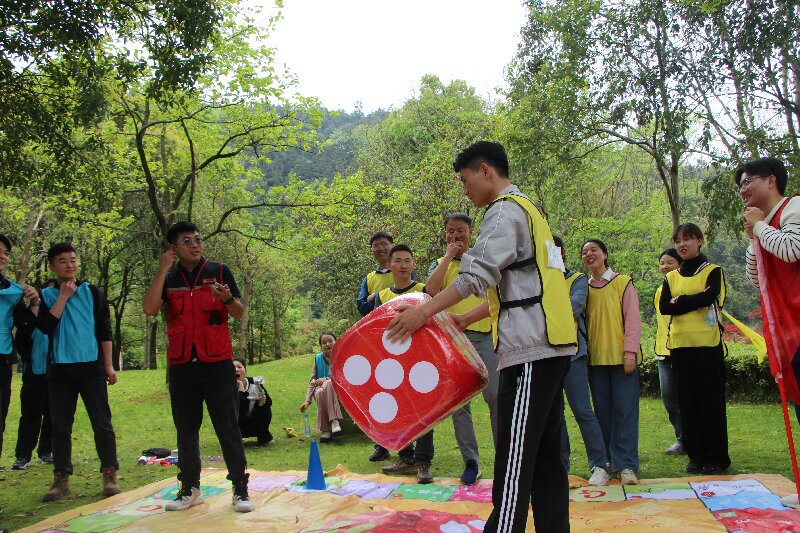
<box><xmin>233</xmin><ymin>493</ymin><xmax>255</xmax><ymax>512</ymax></box>
<box><xmin>665</xmin><ymin>441</ymin><xmax>685</xmax><ymax>455</ymax></box>
<box><xmin>619</xmin><ymin>469</ymin><xmax>639</xmax><ymax>485</ymax></box>
<box><xmin>165</xmin><ymin>486</ymin><xmax>204</xmax><ymax>511</ymax></box>
<box><xmin>588</xmin><ymin>466</ymin><xmax>610</xmax><ymax>486</ymax></box>
<box><xmin>781</xmin><ymin>494</ymin><xmax>800</xmax><ymax>509</ymax></box>
<box><xmin>331</xmin><ymin>420</ymin><xmax>342</xmax><ymax>434</ymax></box>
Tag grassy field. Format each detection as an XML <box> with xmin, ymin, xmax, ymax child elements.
<box><xmin>1</xmin><ymin>355</ymin><xmax>799</xmax><ymax>531</ymax></box>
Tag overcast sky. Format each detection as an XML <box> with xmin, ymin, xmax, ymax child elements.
<box><xmin>261</xmin><ymin>0</ymin><xmax>528</xmax><ymax>112</ymax></box>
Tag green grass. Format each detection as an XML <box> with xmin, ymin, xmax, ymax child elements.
<box><xmin>2</xmin><ymin>356</ymin><xmax>799</xmax><ymax>531</ymax></box>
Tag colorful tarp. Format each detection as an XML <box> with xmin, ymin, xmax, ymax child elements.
<box><xmin>18</xmin><ymin>466</ymin><xmax>800</xmax><ymax>532</ymax></box>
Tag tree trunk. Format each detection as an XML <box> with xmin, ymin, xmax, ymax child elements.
<box><xmin>272</xmin><ymin>292</ymin><xmax>282</xmax><ymax>359</ymax></box>
<box><xmin>16</xmin><ymin>206</ymin><xmax>44</xmax><ymax>283</ymax></box>
<box><xmin>113</xmin><ymin>309</ymin><xmax>123</xmax><ymax>371</ymax></box>
<box><xmin>238</xmin><ymin>274</ymin><xmax>252</xmax><ymax>356</ymax></box>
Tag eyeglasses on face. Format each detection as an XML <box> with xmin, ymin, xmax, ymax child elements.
<box><xmin>445</xmin><ymin>229</ymin><xmax>469</xmax><ymax>237</ymax></box>
<box><xmin>370</xmin><ymin>241</ymin><xmax>391</xmax><ymax>250</ymax></box>
<box><xmin>738</xmin><ymin>174</ymin><xmax>771</xmax><ymax>190</ymax></box>
<box><xmin>179</xmin><ymin>237</ymin><xmax>203</xmax><ymax>247</ymax></box>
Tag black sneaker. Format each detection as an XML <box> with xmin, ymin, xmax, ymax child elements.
<box><xmin>460</xmin><ymin>460</ymin><xmax>481</xmax><ymax>485</ymax></box>
<box><xmin>11</xmin><ymin>457</ymin><xmax>32</xmax><ymax>470</ymax></box>
<box><xmin>369</xmin><ymin>446</ymin><xmax>390</xmax><ymax>462</ymax></box>
<box><xmin>702</xmin><ymin>464</ymin><xmax>725</xmax><ymax>475</ymax></box>
<box><xmin>38</xmin><ymin>453</ymin><xmax>54</xmax><ymax>464</ymax></box>
<box><xmin>686</xmin><ymin>462</ymin><xmax>703</xmax><ymax>474</ymax></box>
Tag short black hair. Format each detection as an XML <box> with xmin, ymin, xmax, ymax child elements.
<box><xmin>734</xmin><ymin>157</ymin><xmax>788</xmax><ymax>195</ymax></box>
<box><xmin>444</xmin><ymin>213</ymin><xmax>472</xmax><ymax>228</ymax></box>
<box><xmin>672</xmin><ymin>223</ymin><xmax>704</xmax><ymax>243</ymax></box>
<box><xmin>388</xmin><ymin>244</ymin><xmax>413</xmax><ymax>260</ymax></box>
<box><xmin>552</xmin><ymin>235</ymin><xmax>564</xmax><ymax>249</ymax></box>
<box><xmin>0</xmin><ymin>234</ymin><xmax>10</xmax><ymax>252</ymax></box>
<box><xmin>582</xmin><ymin>239</ymin><xmax>609</xmax><ymax>267</ymax></box>
<box><xmin>660</xmin><ymin>248</ymin><xmax>683</xmax><ymax>264</ymax></box>
<box><xmin>166</xmin><ymin>221</ymin><xmax>200</xmax><ymax>245</ymax></box>
<box><xmin>319</xmin><ymin>331</ymin><xmax>337</xmax><ymax>345</ymax></box>
<box><xmin>47</xmin><ymin>242</ymin><xmax>76</xmax><ymax>263</ymax></box>
<box><xmin>369</xmin><ymin>231</ymin><xmax>393</xmax><ymax>246</ymax></box>
<box><xmin>452</xmin><ymin>141</ymin><xmax>509</xmax><ymax>178</ymax></box>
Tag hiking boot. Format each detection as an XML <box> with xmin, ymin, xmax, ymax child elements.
<box><xmin>232</xmin><ymin>474</ymin><xmax>254</xmax><ymax>513</ymax></box>
<box><xmin>382</xmin><ymin>457</ymin><xmax>416</xmax><ymax>475</ymax></box>
<box><xmin>11</xmin><ymin>457</ymin><xmax>32</xmax><ymax>470</ymax></box>
<box><xmin>38</xmin><ymin>453</ymin><xmax>54</xmax><ymax>464</ymax></box>
<box><xmin>588</xmin><ymin>466</ymin><xmax>610</xmax><ymax>486</ymax></box>
<box><xmin>331</xmin><ymin>420</ymin><xmax>342</xmax><ymax>434</ymax></box>
<box><xmin>416</xmin><ymin>462</ymin><xmax>433</xmax><ymax>484</ymax></box>
<box><xmin>460</xmin><ymin>460</ymin><xmax>481</xmax><ymax>485</ymax></box>
<box><xmin>369</xmin><ymin>446</ymin><xmax>390</xmax><ymax>462</ymax></box>
<box><xmin>42</xmin><ymin>472</ymin><xmax>70</xmax><ymax>502</ymax></box>
<box><xmin>701</xmin><ymin>464</ymin><xmax>725</xmax><ymax>475</ymax></box>
<box><xmin>686</xmin><ymin>461</ymin><xmax>703</xmax><ymax>474</ymax></box>
<box><xmin>619</xmin><ymin>469</ymin><xmax>639</xmax><ymax>485</ymax></box>
<box><xmin>665</xmin><ymin>441</ymin><xmax>686</xmax><ymax>455</ymax></box>
<box><xmin>165</xmin><ymin>485</ymin><xmax>204</xmax><ymax>511</ymax></box>
<box><xmin>102</xmin><ymin>467</ymin><xmax>121</xmax><ymax>496</ymax></box>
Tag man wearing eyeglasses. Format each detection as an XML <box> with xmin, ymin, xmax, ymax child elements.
<box><xmin>736</xmin><ymin>157</ymin><xmax>800</xmax><ymax>507</ymax></box>
<box><xmin>143</xmin><ymin>221</ymin><xmax>254</xmax><ymax>513</ymax></box>
<box><xmin>356</xmin><ymin>231</ymin><xmax>396</xmax><ymax>318</ymax></box>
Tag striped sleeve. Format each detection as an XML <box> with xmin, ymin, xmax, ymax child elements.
<box><xmin>745</xmin><ymin>244</ymin><xmax>759</xmax><ymax>288</ymax></box>
<box><xmin>754</xmin><ymin>197</ymin><xmax>800</xmax><ymax>264</ymax></box>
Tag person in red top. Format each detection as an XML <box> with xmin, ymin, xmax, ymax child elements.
<box><xmin>737</xmin><ymin>158</ymin><xmax>800</xmax><ymax>508</ymax></box>
<box><xmin>143</xmin><ymin>221</ymin><xmax>254</xmax><ymax>513</ymax></box>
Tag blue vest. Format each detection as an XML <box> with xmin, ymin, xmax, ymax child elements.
<box><xmin>0</xmin><ymin>278</ymin><xmax>23</xmax><ymax>355</ymax></box>
<box><xmin>314</xmin><ymin>352</ymin><xmax>331</xmax><ymax>379</ymax></box>
<box><xmin>42</xmin><ymin>283</ymin><xmax>99</xmax><ymax>364</ymax></box>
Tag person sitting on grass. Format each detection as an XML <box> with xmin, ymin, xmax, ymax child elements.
<box><xmin>234</xmin><ymin>358</ymin><xmax>273</xmax><ymax>446</ymax></box>
<box><xmin>299</xmin><ymin>331</ymin><xmax>343</xmax><ymax>444</ymax></box>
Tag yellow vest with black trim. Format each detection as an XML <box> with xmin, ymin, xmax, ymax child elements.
<box><xmin>586</xmin><ymin>274</ymin><xmax>642</xmax><ymax>365</ymax></box>
<box><xmin>367</xmin><ymin>270</ymin><xmax>394</xmax><ymax>295</ymax></box>
<box><xmin>436</xmin><ymin>257</ymin><xmax>492</xmax><ymax>334</ymax></box>
<box><xmin>665</xmin><ymin>264</ymin><xmax>726</xmax><ymax>349</ymax></box>
<box><xmin>377</xmin><ymin>282</ymin><xmax>426</xmax><ymax>305</ymax></box>
<box><xmin>654</xmin><ymin>285</ymin><xmax>670</xmax><ymax>357</ymax></box>
<box><xmin>485</xmin><ymin>193</ymin><xmax>576</xmax><ymax>350</ymax></box>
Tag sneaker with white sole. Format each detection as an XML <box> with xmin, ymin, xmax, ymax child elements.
<box><xmin>588</xmin><ymin>466</ymin><xmax>610</xmax><ymax>486</ymax></box>
<box><xmin>165</xmin><ymin>485</ymin><xmax>204</xmax><ymax>511</ymax></box>
<box><xmin>781</xmin><ymin>493</ymin><xmax>800</xmax><ymax>509</ymax></box>
<box><xmin>232</xmin><ymin>474</ymin><xmax>254</xmax><ymax>513</ymax></box>
<box><xmin>331</xmin><ymin>420</ymin><xmax>342</xmax><ymax>434</ymax></box>
<box><xmin>11</xmin><ymin>457</ymin><xmax>32</xmax><ymax>470</ymax></box>
<box><xmin>665</xmin><ymin>441</ymin><xmax>685</xmax><ymax>455</ymax></box>
<box><xmin>619</xmin><ymin>469</ymin><xmax>639</xmax><ymax>485</ymax></box>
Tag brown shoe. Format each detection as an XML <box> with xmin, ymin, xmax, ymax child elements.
<box><xmin>42</xmin><ymin>472</ymin><xmax>70</xmax><ymax>502</ymax></box>
<box><xmin>102</xmin><ymin>467</ymin><xmax>121</xmax><ymax>496</ymax></box>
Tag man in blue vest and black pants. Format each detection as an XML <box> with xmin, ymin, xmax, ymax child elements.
<box><xmin>143</xmin><ymin>221</ymin><xmax>254</xmax><ymax>513</ymax></box>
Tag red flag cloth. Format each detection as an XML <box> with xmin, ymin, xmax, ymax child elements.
<box><xmin>756</xmin><ymin>196</ymin><xmax>800</xmax><ymax>406</ymax></box>
<box><xmin>330</xmin><ymin>293</ymin><xmax>488</xmax><ymax>451</ymax></box>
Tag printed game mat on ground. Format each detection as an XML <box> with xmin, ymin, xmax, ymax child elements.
<box><xmin>19</xmin><ymin>466</ymin><xmax>800</xmax><ymax>532</ymax></box>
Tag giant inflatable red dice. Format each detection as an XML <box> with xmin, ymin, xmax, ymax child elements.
<box><xmin>331</xmin><ymin>293</ymin><xmax>488</xmax><ymax>451</ymax></box>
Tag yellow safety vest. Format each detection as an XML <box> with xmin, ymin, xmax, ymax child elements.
<box><xmin>485</xmin><ymin>193</ymin><xmax>577</xmax><ymax>350</ymax></box>
<box><xmin>653</xmin><ymin>285</ymin><xmax>670</xmax><ymax>357</ymax></box>
<box><xmin>377</xmin><ymin>282</ymin><xmax>426</xmax><ymax>305</ymax></box>
<box><xmin>665</xmin><ymin>263</ymin><xmax>726</xmax><ymax>349</ymax></box>
<box><xmin>367</xmin><ymin>270</ymin><xmax>394</xmax><ymax>295</ymax></box>
<box><xmin>586</xmin><ymin>274</ymin><xmax>642</xmax><ymax>365</ymax></box>
<box><xmin>436</xmin><ymin>257</ymin><xmax>492</xmax><ymax>334</ymax></box>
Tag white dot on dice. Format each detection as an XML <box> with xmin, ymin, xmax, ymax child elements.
<box><xmin>409</xmin><ymin>361</ymin><xmax>439</xmax><ymax>393</ymax></box>
<box><xmin>369</xmin><ymin>392</ymin><xmax>398</xmax><ymax>423</ymax></box>
<box><xmin>374</xmin><ymin>359</ymin><xmax>404</xmax><ymax>390</ymax></box>
<box><xmin>381</xmin><ymin>329</ymin><xmax>412</xmax><ymax>356</ymax></box>
<box><xmin>343</xmin><ymin>355</ymin><xmax>371</xmax><ymax>386</ymax></box>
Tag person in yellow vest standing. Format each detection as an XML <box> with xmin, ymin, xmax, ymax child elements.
<box><xmin>426</xmin><ymin>213</ymin><xmax>499</xmax><ymax>486</ymax></box>
<box><xmin>387</xmin><ymin>141</ymin><xmax>576</xmax><ymax>533</ymax></box>
<box><xmin>653</xmin><ymin>248</ymin><xmax>685</xmax><ymax>455</ymax></box>
<box><xmin>357</xmin><ymin>231</ymin><xmax>397</xmax><ymax>462</ymax></box>
<box><xmin>552</xmin><ymin>236</ymin><xmax>610</xmax><ymax>487</ymax></box>
<box><xmin>659</xmin><ymin>223</ymin><xmax>730</xmax><ymax>475</ymax></box>
<box><xmin>581</xmin><ymin>239</ymin><xmax>642</xmax><ymax>486</ymax></box>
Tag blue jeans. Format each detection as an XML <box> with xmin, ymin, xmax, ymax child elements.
<box><xmin>658</xmin><ymin>358</ymin><xmax>682</xmax><ymax>442</ymax></box>
<box><xmin>587</xmin><ymin>364</ymin><xmax>640</xmax><ymax>472</ymax></box>
<box><xmin>398</xmin><ymin>430</ymin><xmax>434</xmax><ymax>463</ymax></box>
<box><xmin>560</xmin><ymin>357</ymin><xmax>607</xmax><ymax>471</ymax></box>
